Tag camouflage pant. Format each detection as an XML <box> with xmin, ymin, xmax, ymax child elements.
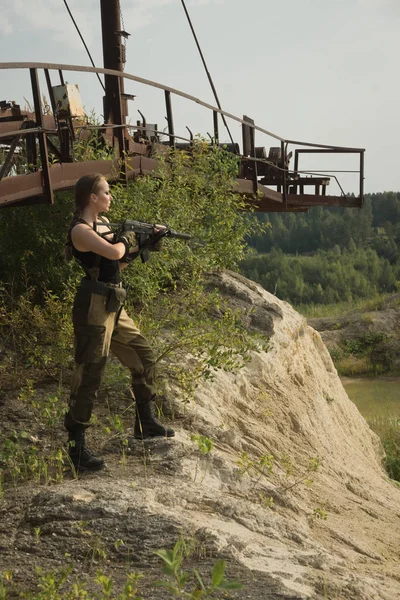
<box><xmin>64</xmin><ymin>281</ymin><xmax>156</xmax><ymax>430</ymax></box>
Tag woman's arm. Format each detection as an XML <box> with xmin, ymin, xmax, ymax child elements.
<box><xmin>71</xmin><ymin>223</ymin><xmax>127</xmax><ymax>260</ymax></box>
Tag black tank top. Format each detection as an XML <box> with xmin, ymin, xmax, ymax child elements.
<box><xmin>72</xmin><ymin>220</ymin><xmax>120</xmax><ymax>284</ymax></box>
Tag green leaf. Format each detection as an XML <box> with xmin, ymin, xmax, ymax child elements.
<box><xmin>177</xmin><ymin>572</ymin><xmax>190</xmax><ymax>587</ymax></box>
<box><xmin>153</xmin><ymin>581</ymin><xmax>180</xmax><ymax>593</ymax></box>
<box><xmin>162</xmin><ymin>564</ymin><xmax>176</xmax><ymax>577</ymax></box>
<box><xmin>218</xmin><ymin>580</ymin><xmax>243</xmax><ymax>590</ymax></box>
<box><xmin>193</xmin><ymin>569</ymin><xmax>206</xmax><ymax>592</ymax></box>
<box><xmin>154</xmin><ymin>549</ymin><xmax>174</xmax><ymax>565</ymax></box>
<box><xmin>211</xmin><ymin>560</ymin><xmax>226</xmax><ymax>587</ymax></box>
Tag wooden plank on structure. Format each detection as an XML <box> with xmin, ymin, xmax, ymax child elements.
<box><xmin>234</xmin><ymin>179</ymin><xmax>283</xmax><ymax>203</ymax></box>
<box><xmin>257</xmin><ymin>182</ymin><xmax>283</xmax><ymax>202</ymax></box>
<box><xmin>287</xmin><ymin>178</ymin><xmax>330</xmax><ymax>187</ymax></box>
<box><xmin>286</xmin><ymin>194</ymin><xmax>361</xmax><ymax>208</ymax></box>
<box><xmin>254</xmin><ymin>199</ymin><xmax>307</xmax><ymax>213</ymax></box>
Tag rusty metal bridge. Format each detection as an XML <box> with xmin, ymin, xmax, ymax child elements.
<box><xmin>0</xmin><ymin>62</ymin><xmax>365</xmax><ymax>212</ymax></box>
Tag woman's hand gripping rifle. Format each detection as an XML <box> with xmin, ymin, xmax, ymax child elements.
<box><xmin>99</xmin><ymin>220</ymin><xmax>191</xmax><ymax>263</ymax></box>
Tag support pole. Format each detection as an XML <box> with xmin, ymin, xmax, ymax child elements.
<box><xmin>282</xmin><ymin>140</ymin><xmax>287</xmax><ymax>209</ymax></box>
<box><xmin>213</xmin><ymin>111</ymin><xmax>219</xmax><ymax>143</ymax></box>
<box><xmin>30</xmin><ymin>68</ymin><xmax>53</xmax><ymax>203</ymax></box>
<box><xmin>359</xmin><ymin>150</ymin><xmax>364</xmax><ymax>205</ymax></box>
<box><xmin>165</xmin><ymin>91</ymin><xmax>175</xmax><ymax>148</ymax></box>
<box><xmin>100</xmin><ymin>0</ymin><xmax>127</xmax><ymax>146</ymax></box>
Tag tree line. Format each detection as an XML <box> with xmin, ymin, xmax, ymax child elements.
<box><xmin>241</xmin><ymin>192</ymin><xmax>400</xmax><ymax>305</ymax></box>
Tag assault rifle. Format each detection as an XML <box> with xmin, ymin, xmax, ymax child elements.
<box><xmin>97</xmin><ymin>219</ymin><xmax>191</xmax><ymax>263</ymax></box>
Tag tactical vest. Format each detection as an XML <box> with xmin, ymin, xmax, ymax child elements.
<box><xmin>68</xmin><ymin>218</ymin><xmax>120</xmax><ymax>284</ymax></box>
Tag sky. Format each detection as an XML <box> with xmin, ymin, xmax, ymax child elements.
<box><xmin>0</xmin><ymin>0</ymin><xmax>399</xmax><ymax>194</ymax></box>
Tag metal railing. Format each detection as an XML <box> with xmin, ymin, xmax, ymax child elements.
<box><xmin>0</xmin><ymin>62</ymin><xmax>365</xmax><ymax>209</ymax></box>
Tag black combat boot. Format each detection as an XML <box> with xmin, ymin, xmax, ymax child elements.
<box><xmin>134</xmin><ymin>402</ymin><xmax>175</xmax><ymax>439</ymax></box>
<box><xmin>67</xmin><ymin>426</ymin><xmax>105</xmax><ymax>471</ymax></box>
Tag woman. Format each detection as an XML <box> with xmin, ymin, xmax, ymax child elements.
<box><xmin>65</xmin><ymin>173</ymin><xmax>175</xmax><ymax>472</ymax></box>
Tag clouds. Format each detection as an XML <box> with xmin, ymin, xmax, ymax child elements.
<box><xmin>122</xmin><ymin>0</ymin><xmax>220</xmax><ymax>31</ymax></box>
<box><xmin>357</xmin><ymin>0</ymin><xmax>400</xmax><ymax>15</ymax></box>
<box><xmin>1</xmin><ymin>0</ymin><xmax>219</xmax><ymax>47</ymax></box>
<box><xmin>358</xmin><ymin>0</ymin><xmax>395</xmax><ymax>5</ymax></box>
<box><xmin>0</xmin><ymin>17</ymin><xmax>13</xmax><ymax>36</ymax></box>
<box><xmin>2</xmin><ymin>0</ymin><xmax>97</xmax><ymax>48</ymax></box>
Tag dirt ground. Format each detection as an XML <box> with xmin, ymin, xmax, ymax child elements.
<box><xmin>0</xmin><ymin>383</ymin><xmax>308</xmax><ymax>600</ymax></box>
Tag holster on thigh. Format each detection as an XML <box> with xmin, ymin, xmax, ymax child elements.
<box><xmin>106</xmin><ymin>287</ymin><xmax>127</xmax><ymax>313</ymax></box>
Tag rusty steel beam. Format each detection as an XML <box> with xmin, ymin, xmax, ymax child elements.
<box><xmin>0</xmin><ymin>63</ymin><xmax>365</xmax><ymax>211</ymax></box>
<box><xmin>0</xmin><ymin>63</ymin><xmax>290</xmax><ymax>145</ymax></box>
<box><xmin>0</xmin><ymin>121</ymin><xmax>31</xmax><ymax>180</ymax></box>
<box><xmin>254</xmin><ymin>201</ymin><xmax>308</xmax><ymax>213</ymax></box>
<box><xmin>165</xmin><ymin>91</ymin><xmax>175</xmax><ymax>148</ymax></box>
<box><xmin>213</xmin><ymin>111</ymin><xmax>219</xmax><ymax>142</ymax></box>
<box><xmin>250</xmin><ymin>122</ymin><xmax>258</xmax><ymax>194</ymax></box>
<box><xmin>100</xmin><ymin>0</ymin><xmax>126</xmax><ymax>125</ymax></box>
<box><xmin>140</xmin><ymin>157</ymin><xmax>159</xmax><ymax>175</ymax></box>
<box><xmin>286</xmin><ymin>177</ymin><xmax>330</xmax><ymax>186</ymax></box>
<box><xmin>0</xmin><ymin>164</ymin><xmax>359</xmax><ymax>210</ymax></box>
<box><xmin>0</xmin><ymin>109</ymin><xmax>55</xmax><ymax>139</ymax></box>
<box><xmin>0</xmin><ymin>115</ymin><xmax>24</xmax><ymax>123</ymax></box>
<box><xmin>45</xmin><ymin>136</ymin><xmax>63</xmax><ymax>162</ymax></box>
<box><xmin>0</xmin><ymin>171</ymin><xmax>44</xmax><ymax>205</ymax></box>
<box><xmin>234</xmin><ymin>179</ymin><xmax>283</xmax><ymax>203</ymax></box>
<box><xmin>294</xmin><ymin>148</ymin><xmax>364</xmax><ymax>154</ymax></box>
<box><xmin>30</xmin><ymin>68</ymin><xmax>53</xmax><ymax>204</ymax></box>
<box><xmin>286</xmin><ymin>194</ymin><xmax>361</xmax><ymax>208</ymax></box>
<box><xmin>1</xmin><ymin>161</ymin><xmax>282</xmax><ymax>207</ymax></box>
<box><xmin>0</xmin><ymin>62</ymin><xmax>366</xmax><ymax>152</ymax></box>
<box><xmin>0</xmin><ymin>126</ymin><xmax>58</xmax><ymax>141</ymax></box>
<box><xmin>359</xmin><ymin>151</ymin><xmax>364</xmax><ymax>205</ymax></box>
<box><xmin>1</xmin><ymin>195</ymin><xmax>52</xmax><ymax>208</ymax></box>
<box><xmin>1</xmin><ymin>156</ymin><xmax>141</xmax><ymax>206</ymax></box>
<box><xmin>44</xmin><ymin>69</ymin><xmax>57</xmax><ymax>117</ymax></box>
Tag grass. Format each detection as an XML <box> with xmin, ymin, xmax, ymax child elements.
<box><xmin>344</xmin><ymin>378</ymin><xmax>400</xmax><ymax>482</ymax></box>
<box><xmin>342</xmin><ymin>378</ymin><xmax>400</xmax><ymax>420</ymax></box>
<box><xmin>0</xmin><ymin>539</ymin><xmax>242</xmax><ymax>599</ymax></box>
<box><xmin>335</xmin><ymin>355</ymin><xmax>372</xmax><ymax>377</ymax></box>
<box><xmin>296</xmin><ymin>293</ymin><xmax>394</xmax><ymax>319</ymax></box>
<box><xmin>368</xmin><ymin>415</ymin><xmax>400</xmax><ymax>482</ymax></box>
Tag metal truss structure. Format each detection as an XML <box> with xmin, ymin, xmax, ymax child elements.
<box><xmin>0</xmin><ymin>62</ymin><xmax>364</xmax><ymax>212</ymax></box>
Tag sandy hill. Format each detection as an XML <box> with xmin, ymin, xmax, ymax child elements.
<box><xmin>0</xmin><ymin>271</ymin><xmax>399</xmax><ymax>599</ymax></box>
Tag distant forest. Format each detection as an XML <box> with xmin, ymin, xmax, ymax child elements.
<box><xmin>241</xmin><ymin>192</ymin><xmax>400</xmax><ymax>306</ymax></box>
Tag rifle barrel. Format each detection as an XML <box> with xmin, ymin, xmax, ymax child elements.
<box><xmin>167</xmin><ymin>230</ymin><xmax>191</xmax><ymax>240</ymax></box>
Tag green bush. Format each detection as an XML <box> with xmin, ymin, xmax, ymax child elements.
<box><xmin>0</xmin><ymin>143</ymin><xmax>263</xmax><ymax>397</ymax></box>
<box><xmin>384</xmin><ymin>437</ymin><xmax>400</xmax><ymax>482</ymax></box>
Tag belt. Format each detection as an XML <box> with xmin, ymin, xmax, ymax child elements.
<box><xmin>79</xmin><ymin>279</ymin><xmax>124</xmax><ymax>296</ymax></box>
<box><xmin>106</xmin><ymin>282</ymin><xmax>123</xmax><ymax>288</ymax></box>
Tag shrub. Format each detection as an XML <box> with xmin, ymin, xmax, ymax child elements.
<box><xmin>0</xmin><ymin>143</ymin><xmax>263</xmax><ymax>397</ymax></box>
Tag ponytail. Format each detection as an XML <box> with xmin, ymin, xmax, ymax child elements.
<box><xmin>65</xmin><ymin>173</ymin><xmax>105</xmax><ymax>262</ymax></box>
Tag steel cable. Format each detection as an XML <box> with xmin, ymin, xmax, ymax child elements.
<box><xmin>62</xmin><ymin>0</ymin><xmax>106</xmax><ymax>92</ymax></box>
<box><xmin>180</xmin><ymin>0</ymin><xmax>237</xmax><ymax>151</ymax></box>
